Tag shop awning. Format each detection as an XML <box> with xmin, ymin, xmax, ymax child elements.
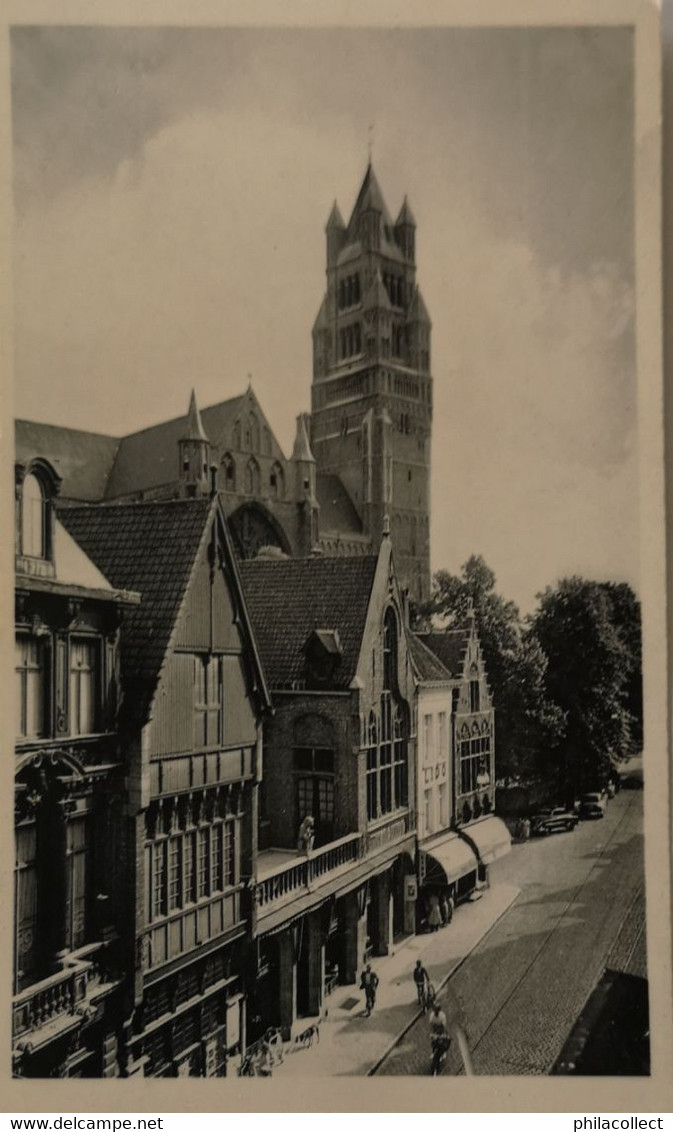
<box><xmin>460</xmin><ymin>816</ymin><xmax>511</xmax><ymax>864</ymax></box>
<box><xmin>421</xmin><ymin>832</ymin><xmax>479</xmax><ymax>886</ymax></box>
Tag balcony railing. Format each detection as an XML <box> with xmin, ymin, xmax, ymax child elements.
<box><xmin>255</xmin><ymin>834</ymin><xmax>361</xmax><ymax>909</ymax></box>
<box><xmin>254</xmin><ymin>811</ymin><xmax>412</xmax><ymax>915</ymax></box>
<box><xmin>12</xmin><ymin>943</ymin><xmax>119</xmax><ymax>1048</ymax></box>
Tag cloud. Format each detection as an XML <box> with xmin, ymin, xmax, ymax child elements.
<box><xmin>11</xmin><ymin>26</ymin><xmax>637</xmax><ymax>610</ymax></box>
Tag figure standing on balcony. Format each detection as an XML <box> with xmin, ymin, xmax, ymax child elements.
<box><xmin>297</xmin><ymin>814</ymin><xmax>315</xmax><ymax>855</ymax></box>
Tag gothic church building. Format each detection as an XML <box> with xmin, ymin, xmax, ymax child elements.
<box><xmin>15</xmin><ymin>164</ymin><xmax>433</xmax><ymax>607</ymax></box>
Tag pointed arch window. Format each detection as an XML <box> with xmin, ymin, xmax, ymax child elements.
<box><xmin>244</xmin><ymin>457</ymin><xmax>260</xmax><ymax>496</ymax></box>
<box><xmin>221</xmin><ymin>453</ymin><xmax>236</xmax><ymax>493</ymax></box>
<box><xmin>269</xmin><ymin>461</ymin><xmax>284</xmax><ymax>500</ymax></box>
<box><xmin>366</xmin><ymin>608</ymin><xmax>409</xmax><ymax>821</ymax></box>
<box><xmin>233</xmin><ymin>421</ymin><xmax>242</xmax><ymax>449</ymax></box>
<box><xmin>249</xmin><ymin>413</ymin><xmax>260</xmax><ymax>452</ymax></box>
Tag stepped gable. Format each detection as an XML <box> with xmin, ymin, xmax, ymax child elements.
<box><xmin>239</xmin><ymin>555</ymin><xmax>378</xmax><ymax>689</ymax></box>
<box><xmin>60</xmin><ymin>497</ymin><xmax>213</xmax><ymax>727</ymax></box>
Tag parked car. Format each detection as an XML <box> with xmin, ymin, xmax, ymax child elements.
<box><xmin>579</xmin><ymin>792</ymin><xmax>606</xmax><ymax>819</ymax></box>
<box><xmin>530</xmin><ymin>806</ymin><xmax>579</xmax><ymax>835</ymax></box>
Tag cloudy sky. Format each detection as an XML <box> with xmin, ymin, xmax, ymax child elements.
<box><xmin>11</xmin><ymin>25</ymin><xmax>636</xmax><ymax>611</ymax></box>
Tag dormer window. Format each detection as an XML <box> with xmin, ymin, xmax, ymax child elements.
<box><xmin>21</xmin><ymin>473</ymin><xmax>47</xmax><ymax>559</ymax></box>
<box><xmin>303</xmin><ymin>629</ymin><xmax>342</xmax><ymax>688</ymax></box>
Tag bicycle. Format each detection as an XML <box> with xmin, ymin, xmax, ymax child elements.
<box><xmin>430</xmin><ymin>1033</ymin><xmax>451</xmax><ymax>1076</ymax></box>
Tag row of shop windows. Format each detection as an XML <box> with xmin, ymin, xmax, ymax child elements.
<box><xmin>15</xmin><ymin>634</ymin><xmax>101</xmax><ymax>741</ymax></box>
<box><xmin>145</xmin><ymin>819</ymin><xmax>238</xmax><ymax>922</ymax></box>
<box><xmin>459</xmin><ymin>737</ymin><xmax>492</xmax><ymax>795</ymax></box>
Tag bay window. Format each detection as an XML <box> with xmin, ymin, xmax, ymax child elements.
<box><xmin>146</xmin><ymin>817</ymin><xmax>238</xmax><ymax>923</ymax></box>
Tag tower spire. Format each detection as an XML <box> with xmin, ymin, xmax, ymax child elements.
<box><xmin>184</xmin><ymin>388</ymin><xmax>208</xmax><ymax>442</ymax></box>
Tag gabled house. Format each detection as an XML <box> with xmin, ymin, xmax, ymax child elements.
<box><xmin>59</xmin><ymin>496</ymin><xmax>271</xmax><ymax>1077</ymax></box>
<box><xmin>238</xmin><ymin>535</ymin><xmax>418</xmax><ymax>1038</ymax></box>
<box><xmin>13</xmin><ymin>456</ymin><xmax>140</xmax><ymax>1079</ymax></box>
<box><xmin>419</xmin><ymin>614</ymin><xmax>511</xmax><ymax>881</ymax></box>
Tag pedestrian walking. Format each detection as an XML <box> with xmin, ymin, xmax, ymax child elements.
<box><xmin>427</xmin><ymin>893</ymin><xmax>442</xmax><ymax>932</ymax></box>
<box><xmin>359</xmin><ymin>963</ymin><xmax>379</xmax><ymax>1016</ymax></box>
<box><xmin>522</xmin><ymin>817</ymin><xmax>531</xmax><ymax>841</ymax></box>
<box><xmin>413</xmin><ymin>959</ymin><xmax>430</xmax><ymax>1007</ymax></box>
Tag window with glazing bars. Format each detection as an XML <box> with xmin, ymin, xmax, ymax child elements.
<box><xmin>15</xmin><ymin>636</ymin><xmax>46</xmax><ymax>739</ymax></box>
<box><xmin>69</xmin><ymin>638</ymin><xmax>98</xmax><ymax>736</ymax></box>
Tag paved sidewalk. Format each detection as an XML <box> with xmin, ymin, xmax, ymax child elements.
<box><xmin>272</xmin><ymin>881</ymin><xmax>519</xmax><ymax>1077</ymax></box>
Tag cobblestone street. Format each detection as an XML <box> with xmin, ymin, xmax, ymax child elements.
<box><xmin>377</xmin><ymin>785</ymin><xmax>646</xmax><ymax>1076</ymax></box>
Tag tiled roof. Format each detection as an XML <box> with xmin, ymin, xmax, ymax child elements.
<box><xmin>104</xmin><ymin>395</ymin><xmax>245</xmax><ymax>499</ymax></box>
<box><xmin>407</xmin><ymin>631</ymin><xmax>451</xmax><ymax>683</ymax></box>
<box><xmin>316</xmin><ymin>474</ymin><xmax>362</xmax><ymax>535</ymax></box>
<box><xmin>15</xmin><ymin>420</ymin><xmax>120</xmax><ymax>502</ymax></box>
<box><xmin>238</xmin><ymin>555</ymin><xmax>378</xmax><ymax>689</ymax></box>
<box><xmin>419</xmin><ymin>627</ymin><xmax>471</xmax><ymax>679</ymax></box>
<box><xmin>60</xmin><ymin>498</ymin><xmax>213</xmax><ymax>728</ymax></box>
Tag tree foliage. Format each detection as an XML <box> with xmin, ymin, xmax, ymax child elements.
<box><xmin>531</xmin><ymin>577</ymin><xmax>642</xmax><ymax>799</ymax></box>
<box><xmin>425</xmin><ymin>555</ymin><xmax>565</xmax><ymax>783</ymax></box>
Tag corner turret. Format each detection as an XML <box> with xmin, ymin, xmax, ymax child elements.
<box><xmin>179</xmin><ymin>390</ymin><xmax>211</xmax><ymax>497</ymax></box>
<box><xmin>292</xmin><ymin>413</ymin><xmax>319</xmax><ymax>553</ymax></box>
<box><xmin>395</xmin><ymin>196</ymin><xmax>416</xmax><ymax>261</ymax></box>
<box><xmin>326</xmin><ymin>201</ymin><xmax>347</xmax><ymax>266</ymax></box>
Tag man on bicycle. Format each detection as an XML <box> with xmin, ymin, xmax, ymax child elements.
<box><xmin>413</xmin><ymin>959</ymin><xmax>430</xmax><ymax>1007</ymax></box>
<box><xmin>429</xmin><ymin>1000</ymin><xmax>451</xmax><ymax>1073</ymax></box>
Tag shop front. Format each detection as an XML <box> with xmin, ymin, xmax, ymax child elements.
<box><xmin>417</xmin><ymin>830</ymin><xmax>480</xmax><ymax>929</ymax></box>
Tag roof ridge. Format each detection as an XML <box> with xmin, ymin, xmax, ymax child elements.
<box><xmin>16</xmin><ymin>417</ymin><xmax>120</xmax><ymax>442</ymax></box>
<box><xmin>64</xmin><ymin>497</ymin><xmax>212</xmax><ymax>512</ymax></box>
<box><xmin>115</xmin><ymin>392</ymin><xmax>247</xmax><ymax>443</ymax></box>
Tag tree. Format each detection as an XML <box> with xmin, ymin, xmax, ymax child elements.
<box><xmin>599</xmin><ymin>582</ymin><xmax>643</xmax><ymax>754</ymax></box>
<box><xmin>531</xmin><ymin>577</ymin><xmax>638</xmax><ymax>800</ymax></box>
<box><xmin>425</xmin><ymin>555</ymin><xmax>566</xmax><ymax>783</ymax></box>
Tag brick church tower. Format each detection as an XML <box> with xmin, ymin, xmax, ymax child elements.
<box><xmin>310</xmin><ymin>164</ymin><xmax>432</xmax><ymax>606</ymax></box>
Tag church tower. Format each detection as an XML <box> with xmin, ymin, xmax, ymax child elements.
<box><xmin>310</xmin><ymin>165</ymin><xmax>432</xmax><ymax>606</ymax></box>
